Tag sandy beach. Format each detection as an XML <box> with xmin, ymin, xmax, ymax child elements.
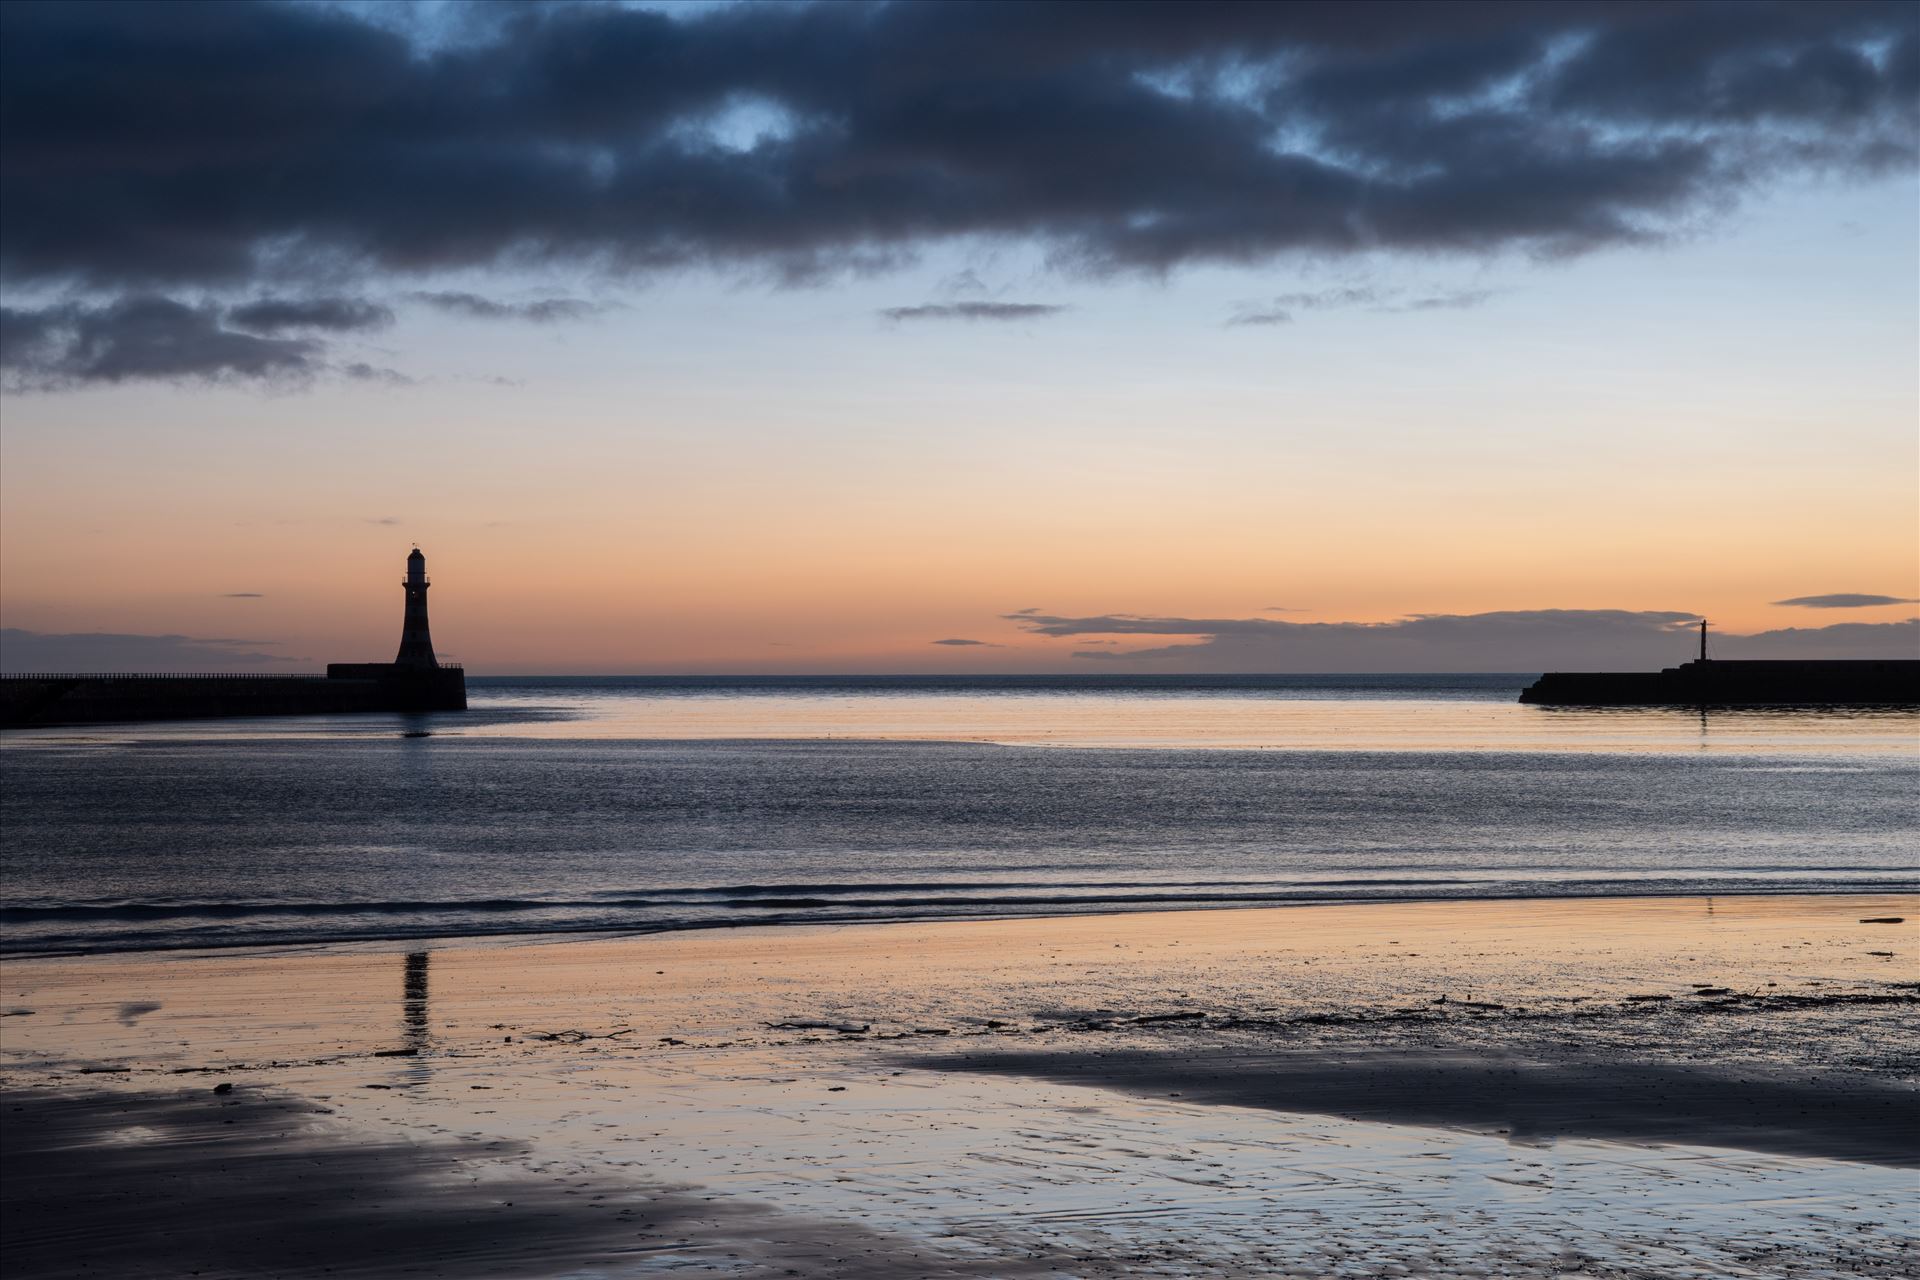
<box><xmin>3</xmin><ymin>894</ymin><xmax>1915</xmax><ymax>1277</ymax></box>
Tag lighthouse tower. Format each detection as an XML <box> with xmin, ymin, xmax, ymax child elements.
<box><xmin>394</xmin><ymin>548</ymin><xmax>439</xmax><ymax>669</ymax></box>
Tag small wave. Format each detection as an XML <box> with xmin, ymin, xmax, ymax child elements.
<box><xmin>627</xmin><ymin>876</ymin><xmax>1484</xmax><ymax>898</ymax></box>
<box><xmin>3</xmin><ymin>878</ymin><xmax>1492</xmax><ymax>922</ymax></box>
<box><xmin>7</xmin><ymin>867</ymin><xmax>1913</xmax><ymax>929</ymax></box>
<box><xmin>0</xmin><ymin>897</ymin><xmax>652</xmax><ymax>922</ymax></box>
<box><xmin>4</xmin><ymin>873</ymin><xmax>1914</xmax><ymax>960</ymax></box>
<box><xmin>4</xmin><ymin>880</ymin><xmax>1912</xmax><ymax>958</ymax></box>
<box><xmin>707</xmin><ymin>889</ymin><xmax>1463</xmax><ymax>911</ymax></box>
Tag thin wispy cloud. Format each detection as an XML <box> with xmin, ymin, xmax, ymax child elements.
<box><xmin>407</xmin><ymin>292</ymin><xmax>606</xmax><ymax>323</ymax></box>
<box><xmin>341</xmin><ymin>362</ymin><xmax>414</xmax><ymax>386</ymax></box>
<box><xmin>1270</xmin><ymin>287</ymin><xmax>1382</xmax><ymax>311</ymax></box>
<box><xmin>1229</xmin><ymin>285</ymin><xmax>1497</xmax><ymax>327</ymax></box>
<box><xmin>227</xmin><ymin>297</ymin><xmax>394</xmax><ymax>335</ymax></box>
<box><xmin>1226</xmin><ymin>308</ymin><xmax>1294</xmax><ymax>328</ymax></box>
<box><xmin>881</xmin><ymin>303</ymin><xmax>1067</xmax><ymax>323</ymax></box>
<box><xmin>1401</xmin><ymin>289</ymin><xmax>1496</xmax><ymax>312</ymax></box>
<box><xmin>1772</xmin><ymin>593</ymin><xmax>1918</xmax><ymax>609</ymax></box>
<box><xmin>931</xmin><ymin>637</ymin><xmax>1001</xmax><ymax>647</ymax></box>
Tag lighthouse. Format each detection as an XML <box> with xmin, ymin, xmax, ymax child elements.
<box><xmin>394</xmin><ymin>548</ymin><xmax>439</xmax><ymax>669</ymax></box>
<box><xmin>320</xmin><ymin>548</ymin><xmax>464</xmax><ymax>708</ymax></box>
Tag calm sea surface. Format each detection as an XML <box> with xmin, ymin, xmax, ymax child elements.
<box><xmin>2</xmin><ymin>676</ymin><xmax>1914</xmax><ymax>954</ymax></box>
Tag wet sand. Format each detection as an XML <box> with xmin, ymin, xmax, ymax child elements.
<box><xmin>927</xmin><ymin>1047</ymin><xmax>1917</xmax><ymax>1166</ymax></box>
<box><xmin>3</xmin><ymin>895</ymin><xmax>1915</xmax><ymax>1277</ymax></box>
<box><xmin>1</xmin><ymin>1087</ymin><xmax>1041</xmax><ymax>1279</ymax></box>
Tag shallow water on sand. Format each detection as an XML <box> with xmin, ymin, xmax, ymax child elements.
<box><xmin>4</xmin><ymin>897</ymin><xmax>1913</xmax><ymax>1278</ymax></box>
<box><xmin>3</xmin><ymin>678</ymin><xmax>1915</xmax><ymax>954</ymax></box>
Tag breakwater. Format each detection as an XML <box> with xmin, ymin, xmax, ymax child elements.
<box><xmin>1519</xmin><ymin>659</ymin><xmax>1919</xmax><ymax>707</ymax></box>
<box><xmin>0</xmin><ymin>666</ymin><xmax>465</xmax><ymax>728</ymax></box>
<box><xmin>2</xmin><ymin>547</ymin><xmax>471</xmax><ymax>729</ymax></box>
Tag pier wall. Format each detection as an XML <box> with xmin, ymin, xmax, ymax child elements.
<box><xmin>0</xmin><ymin>667</ymin><xmax>465</xmax><ymax>728</ymax></box>
<box><xmin>1519</xmin><ymin>659</ymin><xmax>1919</xmax><ymax>706</ymax></box>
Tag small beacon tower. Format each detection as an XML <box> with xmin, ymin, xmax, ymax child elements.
<box><xmin>395</xmin><ymin>548</ymin><xmax>438</xmax><ymax>670</ymax></box>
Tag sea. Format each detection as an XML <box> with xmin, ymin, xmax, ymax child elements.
<box><xmin>2</xmin><ymin>675</ymin><xmax>1914</xmax><ymax>955</ymax></box>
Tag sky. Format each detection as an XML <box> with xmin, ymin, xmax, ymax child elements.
<box><xmin>1</xmin><ymin>0</ymin><xmax>1916</xmax><ymax>673</ymax></box>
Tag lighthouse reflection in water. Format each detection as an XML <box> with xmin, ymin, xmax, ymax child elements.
<box><xmin>391</xmin><ymin>951</ymin><xmax>433</xmax><ymax>1084</ymax></box>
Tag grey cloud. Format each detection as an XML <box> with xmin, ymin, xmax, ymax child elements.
<box><xmin>1007</xmin><ymin>607</ymin><xmax>1916</xmax><ymax>672</ymax></box>
<box><xmin>881</xmin><ymin>302</ymin><xmax>1067</xmax><ymax>323</ymax></box>
<box><xmin>1726</xmin><ymin>619</ymin><xmax>1920</xmax><ymax>657</ymax></box>
<box><xmin>1270</xmin><ymin>287</ymin><xmax>1382</xmax><ymax>310</ymax></box>
<box><xmin>931</xmin><ymin>637</ymin><xmax>1001</xmax><ymax>647</ymax></box>
<box><xmin>0</xmin><ymin>297</ymin><xmax>323</xmax><ymax>389</ymax></box>
<box><xmin>366</xmin><ymin>516</ymin><xmax>402</xmax><ymax>525</ymax></box>
<box><xmin>1</xmin><ymin>305</ymin><xmax>63</xmax><ymax>371</ymax></box>
<box><xmin>1</xmin><ymin>1</ymin><xmax>1910</xmax><ymax>302</ymax></box>
<box><xmin>1544</xmin><ymin>3</ymin><xmax>1920</xmax><ymax>127</ymax></box>
<box><xmin>0</xmin><ymin>627</ymin><xmax>298</xmax><ymax>672</ymax></box>
<box><xmin>1230</xmin><ymin>284</ymin><xmax>1495</xmax><ymax>325</ymax></box>
<box><xmin>1772</xmin><ymin>593</ymin><xmax>1919</xmax><ymax>608</ymax></box>
<box><xmin>221</xmin><ymin>592</ymin><xmax>264</xmax><ymax>598</ymax></box>
<box><xmin>1225</xmin><ymin>308</ymin><xmax>1293</xmax><ymax>327</ymax></box>
<box><xmin>341</xmin><ymin>360</ymin><xmax>413</xmax><ymax>385</ymax></box>
<box><xmin>1401</xmin><ymin>289</ymin><xmax>1495</xmax><ymax>311</ymax></box>
<box><xmin>407</xmin><ymin>292</ymin><xmax>604</xmax><ymax>323</ymax></box>
<box><xmin>227</xmin><ymin>296</ymin><xmax>394</xmax><ymax>333</ymax></box>
<box><xmin>0</xmin><ymin>296</ymin><xmax>407</xmax><ymax>389</ymax></box>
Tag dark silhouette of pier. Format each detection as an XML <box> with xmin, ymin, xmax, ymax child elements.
<box><xmin>1520</xmin><ymin>622</ymin><xmax>1918</xmax><ymax>705</ymax></box>
<box><xmin>0</xmin><ymin>550</ymin><xmax>466</xmax><ymax>727</ymax></box>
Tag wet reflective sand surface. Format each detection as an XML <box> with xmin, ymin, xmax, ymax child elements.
<box><xmin>4</xmin><ymin>895</ymin><xmax>1914</xmax><ymax>1277</ymax></box>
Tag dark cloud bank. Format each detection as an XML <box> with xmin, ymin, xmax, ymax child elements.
<box><xmin>0</xmin><ymin>629</ymin><xmax>296</xmax><ymax>672</ymax></box>
<box><xmin>4</xmin><ymin>609</ymin><xmax>1912</xmax><ymax>672</ymax></box>
<box><xmin>0</xmin><ymin>0</ymin><xmax>1913</xmax><ymax>385</ymax></box>
<box><xmin>1007</xmin><ymin>609</ymin><xmax>1918</xmax><ymax>671</ymax></box>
